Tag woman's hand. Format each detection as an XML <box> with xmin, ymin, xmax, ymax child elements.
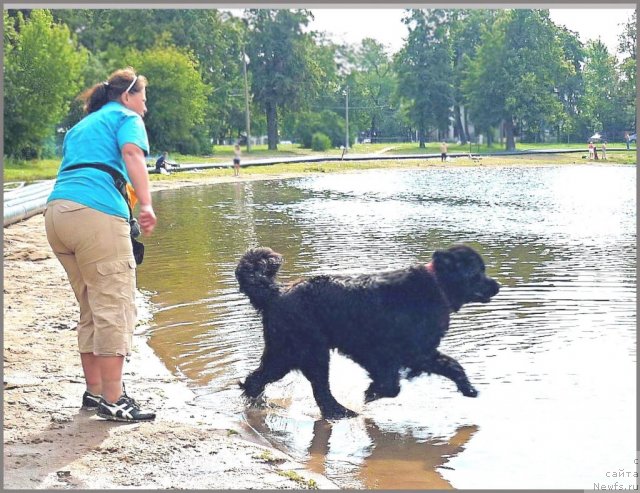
<box><xmin>122</xmin><ymin>143</ymin><xmax>156</xmax><ymax>236</ymax></box>
<box><xmin>138</xmin><ymin>204</ymin><xmax>156</xmax><ymax>236</ymax></box>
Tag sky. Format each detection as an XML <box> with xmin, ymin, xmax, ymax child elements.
<box><xmin>306</xmin><ymin>7</ymin><xmax>635</xmax><ymax>55</ymax></box>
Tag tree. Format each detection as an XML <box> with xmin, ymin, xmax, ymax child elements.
<box><xmin>127</xmin><ymin>44</ymin><xmax>211</xmax><ymax>154</ymax></box>
<box><xmin>580</xmin><ymin>40</ymin><xmax>622</xmax><ymax>138</ymax></box>
<box><xmin>53</xmin><ymin>9</ymin><xmax>247</xmax><ymax>146</ymax></box>
<box><xmin>349</xmin><ymin>38</ymin><xmax>397</xmax><ymax>143</ymax></box>
<box><xmin>449</xmin><ymin>9</ymin><xmax>498</xmax><ymax>143</ymax></box>
<box><xmin>395</xmin><ymin>9</ymin><xmax>454</xmax><ymax>147</ymax></box>
<box><xmin>553</xmin><ymin>25</ymin><xmax>585</xmax><ymax>143</ymax></box>
<box><xmin>463</xmin><ymin>10</ymin><xmax>572</xmax><ymax>150</ymax></box>
<box><xmin>617</xmin><ymin>10</ymin><xmax>636</xmax><ymax>133</ymax></box>
<box><xmin>4</xmin><ymin>10</ymin><xmax>86</xmax><ymax>158</ymax></box>
<box><xmin>245</xmin><ymin>9</ymin><xmax>328</xmax><ymax>150</ymax></box>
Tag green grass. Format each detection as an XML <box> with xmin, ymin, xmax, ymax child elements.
<box><xmin>384</xmin><ymin>140</ymin><xmax>635</xmax><ymax>155</ymax></box>
<box><xmin>276</xmin><ymin>470</ymin><xmax>319</xmax><ymax>489</ymax></box>
<box><xmin>4</xmin><ymin>157</ymin><xmax>61</xmax><ymax>183</ymax></box>
<box><xmin>4</xmin><ymin>142</ymin><xmax>636</xmax><ymax>183</ymax></box>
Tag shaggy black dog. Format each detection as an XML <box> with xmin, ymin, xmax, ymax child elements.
<box><xmin>236</xmin><ymin>245</ymin><xmax>500</xmax><ymax>420</ymax></box>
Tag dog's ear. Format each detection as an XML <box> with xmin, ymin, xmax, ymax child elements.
<box><xmin>432</xmin><ymin>250</ymin><xmax>453</xmax><ymax>268</ymax></box>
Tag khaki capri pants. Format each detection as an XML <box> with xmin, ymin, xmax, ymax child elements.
<box><xmin>45</xmin><ymin>199</ymin><xmax>137</xmax><ymax>356</ymax></box>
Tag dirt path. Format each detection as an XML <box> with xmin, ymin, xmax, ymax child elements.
<box><xmin>3</xmin><ymin>173</ymin><xmax>337</xmax><ymax>489</ymax></box>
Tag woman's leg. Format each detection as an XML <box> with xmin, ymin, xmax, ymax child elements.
<box><xmin>81</xmin><ymin>353</ymin><xmax>126</xmax><ymax>402</ymax></box>
<box><xmin>46</xmin><ymin>202</ymin><xmax>103</xmax><ymax>397</ymax></box>
<box><xmin>97</xmin><ymin>355</ymin><xmax>125</xmax><ymax>403</ymax></box>
<box><xmin>80</xmin><ymin>353</ymin><xmax>102</xmax><ymax>396</ymax></box>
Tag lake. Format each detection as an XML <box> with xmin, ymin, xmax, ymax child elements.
<box><xmin>138</xmin><ymin>164</ymin><xmax>636</xmax><ymax>489</ymax></box>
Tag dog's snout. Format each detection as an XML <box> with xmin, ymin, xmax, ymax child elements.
<box><xmin>489</xmin><ymin>278</ymin><xmax>500</xmax><ymax>296</ymax></box>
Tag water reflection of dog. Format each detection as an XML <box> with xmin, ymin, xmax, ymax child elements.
<box><xmin>244</xmin><ymin>407</ymin><xmax>477</xmax><ymax>489</ymax></box>
<box><xmin>308</xmin><ymin>419</ymin><xmax>478</xmax><ymax>489</ymax></box>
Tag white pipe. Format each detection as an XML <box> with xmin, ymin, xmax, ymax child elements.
<box><xmin>4</xmin><ymin>181</ymin><xmax>54</xmax><ymax>226</ymax></box>
<box><xmin>5</xmin><ymin>186</ymin><xmax>54</xmax><ymax>208</ymax></box>
<box><xmin>4</xmin><ymin>180</ymin><xmax>54</xmax><ymax>201</ymax></box>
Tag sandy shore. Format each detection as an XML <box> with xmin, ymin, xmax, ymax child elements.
<box><xmin>3</xmin><ymin>171</ymin><xmax>338</xmax><ymax>490</ymax></box>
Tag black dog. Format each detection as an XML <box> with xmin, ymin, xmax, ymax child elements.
<box><xmin>236</xmin><ymin>245</ymin><xmax>500</xmax><ymax>420</ymax></box>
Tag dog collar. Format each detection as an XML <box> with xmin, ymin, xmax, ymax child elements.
<box><xmin>425</xmin><ymin>262</ymin><xmax>452</xmax><ymax>311</ymax></box>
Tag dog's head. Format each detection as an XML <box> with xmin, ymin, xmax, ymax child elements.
<box><xmin>431</xmin><ymin>245</ymin><xmax>500</xmax><ymax>311</ymax></box>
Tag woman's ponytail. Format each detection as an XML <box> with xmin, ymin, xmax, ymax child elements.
<box><xmin>80</xmin><ymin>81</ymin><xmax>110</xmax><ymax>114</ymax></box>
<box><xmin>77</xmin><ymin>67</ymin><xmax>146</xmax><ymax>115</ymax></box>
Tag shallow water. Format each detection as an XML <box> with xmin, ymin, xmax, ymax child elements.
<box><xmin>138</xmin><ymin>165</ymin><xmax>636</xmax><ymax>489</ymax></box>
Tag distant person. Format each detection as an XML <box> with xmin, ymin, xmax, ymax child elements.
<box><xmin>588</xmin><ymin>141</ymin><xmax>594</xmax><ymax>159</ymax></box>
<box><xmin>233</xmin><ymin>144</ymin><xmax>241</xmax><ymax>177</ymax></box>
<box><xmin>624</xmin><ymin>132</ymin><xmax>630</xmax><ymax>150</ymax></box>
<box><xmin>593</xmin><ymin>142</ymin><xmax>599</xmax><ymax>160</ymax></box>
<box><xmin>155</xmin><ymin>151</ymin><xmax>170</xmax><ymax>174</ymax></box>
<box><xmin>601</xmin><ymin>141</ymin><xmax>607</xmax><ymax>160</ymax></box>
<box><xmin>440</xmin><ymin>141</ymin><xmax>448</xmax><ymax>162</ymax></box>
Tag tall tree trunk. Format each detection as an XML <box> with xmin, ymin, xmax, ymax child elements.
<box><xmin>418</xmin><ymin>126</ymin><xmax>426</xmax><ymax>148</ymax></box>
<box><xmin>454</xmin><ymin>105</ymin><xmax>466</xmax><ymax>143</ymax></box>
<box><xmin>370</xmin><ymin>115</ymin><xmax>377</xmax><ymax>143</ymax></box>
<box><xmin>463</xmin><ymin>107</ymin><xmax>471</xmax><ymax>143</ymax></box>
<box><xmin>266</xmin><ymin>101</ymin><xmax>278</xmax><ymax>150</ymax></box>
<box><xmin>504</xmin><ymin>117</ymin><xmax>515</xmax><ymax>151</ymax></box>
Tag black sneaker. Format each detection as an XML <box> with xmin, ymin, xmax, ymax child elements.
<box><xmin>96</xmin><ymin>393</ymin><xmax>156</xmax><ymax>422</ymax></box>
<box><xmin>81</xmin><ymin>390</ymin><xmax>102</xmax><ymax>410</ymax></box>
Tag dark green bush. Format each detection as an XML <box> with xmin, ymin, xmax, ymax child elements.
<box><xmin>311</xmin><ymin>132</ymin><xmax>332</xmax><ymax>151</ymax></box>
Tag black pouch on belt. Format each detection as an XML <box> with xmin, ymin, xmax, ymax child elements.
<box><xmin>132</xmin><ymin>238</ymin><xmax>145</xmax><ymax>265</ymax></box>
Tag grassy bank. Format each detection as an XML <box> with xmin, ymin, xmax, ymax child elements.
<box><xmin>4</xmin><ymin>142</ymin><xmax>636</xmax><ymax>183</ymax></box>
<box><xmin>148</xmin><ymin>152</ymin><xmax>636</xmax><ymax>183</ymax></box>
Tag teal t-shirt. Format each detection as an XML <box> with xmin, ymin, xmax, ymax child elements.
<box><xmin>47</xmin><ymin>101</ymin><xmax>149</xmax><ymax>220</ymax></box>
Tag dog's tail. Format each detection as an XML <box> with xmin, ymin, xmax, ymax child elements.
<box><xmin>235</xmin><ymin>247</ymin><xmax>283</xmax><ymax>311</ymax></box>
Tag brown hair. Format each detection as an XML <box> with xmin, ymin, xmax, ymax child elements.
<box><xmin>79</xmin><ymin>66</ymin><xmax>148</xmax><ymax>114</ymax></box>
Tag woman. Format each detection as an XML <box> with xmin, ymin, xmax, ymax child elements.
<box><xmin>45</xmin><ymin>67</ymin><xmax>157</xmax><ymax>422</ymax></box>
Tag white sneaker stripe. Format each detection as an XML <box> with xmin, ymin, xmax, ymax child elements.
<box><xmin>102</xmin><ymin>402</ymin><xmax>138</xmax><ymax>419</ymax></box>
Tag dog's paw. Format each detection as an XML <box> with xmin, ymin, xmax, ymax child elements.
<box><xmin>322</xmin><ymin>406</ymin><xmax>358</xmax><ymax>420</ymax></box>
<box><xmin>364</xmin><ymin>382</ymin><xmax>401</xmax><ymax>403</ymax></box>
<box><xmin>364</xmin><ymin>389</ymin><xmax>381</xmax><ymax>403</ymax></box>
<box><xmin>459</xmin><ymin>385</ymin><xmax>479</xmax><ymax>398</ymax></box>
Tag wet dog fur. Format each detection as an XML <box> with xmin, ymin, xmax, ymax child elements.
<box><xmin>236</xmin><ymin>245</ymin><xmax>500</xmax><ymax>419</ymax></box>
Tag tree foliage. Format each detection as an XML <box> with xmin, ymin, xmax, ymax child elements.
<box><xmin>3</xmin><ymin>8</ymin><xmax>636</xmax><ymax>159</ymax></box>
<box><xmin>4</xmin><ymin>10</ymin><xmax>86</xmax><ymax>158</ymax></box>
<box><xmin>617</xmin><ymin>10</ymin><xmax>636</xmax><ymax>133</ymax></box>
<box><xmin>463</xmin><ymin>9</ymin><xmax>572</xmax><ymax>150</ymax></box>
<box><xmin>295</xmin><ymin>110</ymin><xmax>347</xmax><ymax>148</ymax></box>
<box><xmin>245</xmin><ymin>9</ymin><xmax>334</xmax><ymax>149</ymax></box>
<box><xmin>395</xmin><ymin>9</ymin><xmax>454</xmax><ymax>147</ymax></box>
<box><xmin>449</xmin><ymin>9</ymin><xmax>498</xmax><ymax>143</ymax></box>
<box><xmin>127</xmin><ymin>44</ymin><xmax>211</xmax><ymax>154</ymax></box>
<box><xmin>348</xmin><ymin>39</ymin><xmax>398</xmax><ymax>142</ymax></box>
<box><xmin>580</xmin><ymin>40</ymin><xmax>625</xmax><ymax>136</ymax></box>
<box><xmin>53</xmin><ymin>9</ymin><xmax>247</xmax><ymax>148</ymax></box>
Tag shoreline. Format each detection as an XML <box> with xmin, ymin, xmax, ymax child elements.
<box><xmin>3</xmin><ymin>170</ymin><xmax>341</xmax><ymax>490</ymax></box>
<box><xmin>3</xmin><ymin>158</ymin><xmax>633</xmax><ymax>489</ymax></box>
